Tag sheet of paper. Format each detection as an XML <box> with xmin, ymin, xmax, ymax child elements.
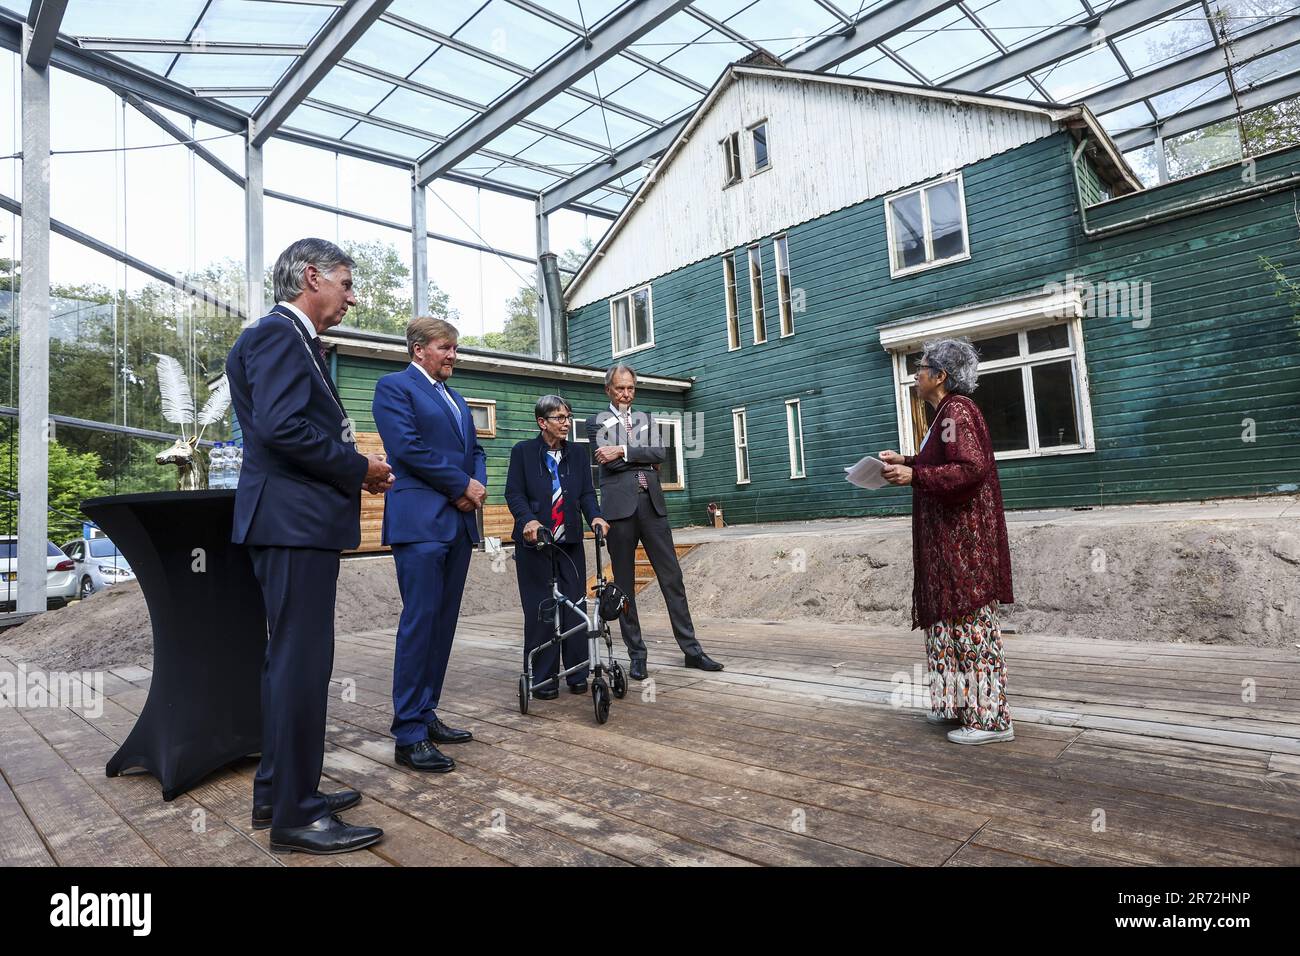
<box><xmin>844</xmin><ymin>454</ymin><xmax>888</xmax><ymax>490</ymax></box>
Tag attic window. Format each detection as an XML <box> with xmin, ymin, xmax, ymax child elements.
<box><xmin>884</xmin><ymin>172</ymin><xmax>970</xmax><ymax>277</ymax></box>
<box><xmin>750</xmin><ymin>121</ymin><xmax>770</xmax><ymax>172</ymax></box>
<box><xmin>723</xmin><ymin>132</ymin><xmax>742</xmax><ymax>186</ymax></box>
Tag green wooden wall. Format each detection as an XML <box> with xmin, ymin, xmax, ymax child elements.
<box><xmin>566</xmin><ymin>131</ymin><xmax>1300</xmax><ymax>526</ymax></box>
<box><xmin>332</xmin><ymin>353</ymin><xmax>691</xmax><ymax>519</ymax></box>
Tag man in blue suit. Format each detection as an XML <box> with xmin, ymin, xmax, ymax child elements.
<box><xmin>372</xmin><ymin>317</ymin><xmax>487</xmax><ymax>773</ymax></box>
<box><xmin>227</xmin><ymin>238</ymin><xmax>392</xmax><ymax>855</ymax></box>
<box><xmin>505</xmin><ymin>395</ymin><xmax>608</xmax><ymax>699</ymax></box>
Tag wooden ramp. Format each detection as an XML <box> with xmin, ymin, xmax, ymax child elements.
<box><xmin>588</xmin><ymin>544</ymin><xmax>697</xmax><ymax>596</ymax></box>
<box><xmin>2</xmin><ymin>615</ymin><xmax>1298</xmax><ymax>867</ymax></box>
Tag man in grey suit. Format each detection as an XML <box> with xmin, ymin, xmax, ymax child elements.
<box><xmin>587</xmin><ymin>364</ymin><xmax>723</xmax><ymax>681</ymax></box>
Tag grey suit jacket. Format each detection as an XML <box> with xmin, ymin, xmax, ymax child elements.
<box><xmin>586</xmin><ymin>408</ymin><xmax>667</xmax><ymax>520</ymax></box>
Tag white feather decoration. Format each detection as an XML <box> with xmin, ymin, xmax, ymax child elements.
<box><xmin>153</xmin><ymin>353</ymin><xmax>194</xmax><ymax>430</ymax></box>
<box><xmin>197</xmin><ymin>374</ymin><xmax>231</xmax><ymax>427</ymax></box>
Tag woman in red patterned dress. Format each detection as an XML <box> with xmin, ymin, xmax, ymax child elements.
<box><xmin>880</xmin><ymin>338</ymin><xmax>1015</xmax><ymax>745</ymax></box>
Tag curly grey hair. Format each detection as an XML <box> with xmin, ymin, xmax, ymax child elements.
<box><xmin>920</xmin><ymin>337</ymin><xmax>981</xmax><ymax>395</ymax></box>
<box><xmin>272</xmin><ymin>238</ymin><xmax>355</xmax><ymax>303</ymax></box>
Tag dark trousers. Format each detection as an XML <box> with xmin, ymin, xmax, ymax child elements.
<box><xmin>606</xmin><ymin>489</ymin><xmax>702</xmax><ymax>662</ymax></box>
<box><xmin>249</xmin><ymin>545</ymin><xmax>339</xmax><ymax>829</ymax></box>
<box><xmin>390</xmin><ymin>535</ymin><xmax>473</xmax><ymax>746</ymax></box>
<box><xmin>516</xmin><ymin>540</ymin><xmax>589</xmax><ymax>686</ymax></box>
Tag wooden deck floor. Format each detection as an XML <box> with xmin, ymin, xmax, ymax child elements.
<box><xmin>3</xmin><ymin>612</ymin><xmax>1299</xmax><ymax>867</ymax></box>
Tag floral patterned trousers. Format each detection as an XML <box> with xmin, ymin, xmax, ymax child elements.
<box><xmin>925</xmin><ymin>602</ymin><xmax>1012</xmax><ymax>731</ymax></box>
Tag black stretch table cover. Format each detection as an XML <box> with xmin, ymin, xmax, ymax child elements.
<box><xmin>82</xmin><ymin>491</ymin><xmax>267</xmax><ymax>801</ymax></box>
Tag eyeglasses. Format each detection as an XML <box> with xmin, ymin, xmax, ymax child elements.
<box><xmin>545</xmin><ymin>415</ymin><xmax>573</xmax><ymax>423</ymax></box>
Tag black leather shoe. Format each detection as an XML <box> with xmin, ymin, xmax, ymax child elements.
<box><xmin>533</xmin><ymin>685</ymin><xmax>559</xmax><ymax>700</ymax></box>
<box><xmin>395</xmin><ymin>739</ymin><xmax>455</xmax><ymax>773</ymax></box>
<box><xmin>269</xmin><ymin>813</ymin><xmax>383</xmax><ymax>855</ymax></box>
<box><xmin>426</xmin><ymin>715</ymin><xmax>473</xmax><ymax>744</ymax></box>
<box><xmin>568</xmin><ymin>680</ymin><xmax>588</xmax><ymax>694</ymax></box>
<box><xmin>629</xmin><ymin>658</ymin><xmax>648</xmax><ymax>681</ymax></box>
<box><xmin>685</xmin><ymin>652</ymin><xmax>724</xmax><ymax>672</ymax></box>
<box><xmin>252</xmin><ymin>789</ymin><xmax>361</xmax><ymax>831</ymax></box>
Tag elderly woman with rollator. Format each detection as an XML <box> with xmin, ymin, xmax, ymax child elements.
<box><xmin>880</xmin><ymin>338</ymin><xmax>1015</xmax><ymax>745</ymax></box>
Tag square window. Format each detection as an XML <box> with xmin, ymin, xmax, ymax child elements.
<box><xmin>609</xmin><ymin>285</ymin><xmax>654</xmax><ymax>355</ymax></box>
<box><xmin>885</xmin><ymin>173</ymin><xmax>970</xmax><ymax>276</ymax></box>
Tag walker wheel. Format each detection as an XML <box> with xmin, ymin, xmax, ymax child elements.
<box><xmin>611</xmin><ymin>662</ymin><xmax>627</xmax><ymax>699</ymax></box>
<box><xmin>518</xmin><ymin>674</ymin><xmax>529</xmax><ymax>715</ymax></box>
<box><xmin>592</xmin><ymin>678</ymin><xmax>611</xmax><ymax>724</ymax></box>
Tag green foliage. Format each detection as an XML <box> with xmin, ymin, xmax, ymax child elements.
<box><xmin>0</xmin><ymin>426</ymin><xmax>109</xmax><ymax>542</ymax></box>
<box><xmin>339</xmin><ymin>239</ymin><xmax>458</xmax><ymax>335</ymax></box>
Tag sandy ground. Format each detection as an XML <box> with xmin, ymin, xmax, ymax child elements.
<box><xmin>1</xmin><ymin>550</ymin><xmax>524</xmax><ymax>672</ymax></box>
<box><xmin>646</xmin><ymin>517</ymin><xmax>1300</xmax><ymax>646</ymax></box>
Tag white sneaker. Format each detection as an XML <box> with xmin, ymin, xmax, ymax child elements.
<box><xmin>947</xmin><ymin>726</ymin><xmax>1015</xmax><ymax>745</ymax></box>
<box><xmin>925</xmin><ymin>712</ymin><xmax>959</xmax><ymax>725</ymax></box>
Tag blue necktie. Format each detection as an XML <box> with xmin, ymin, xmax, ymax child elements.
<box><xmin>436</xmin><ymin>382</ymin><xmax>464</xmax><ymax>441</ymax></box>
<box><xmin>545</xmin><ymin>453</ymin><xmax>565</xmax><ymax>543</ymax></box>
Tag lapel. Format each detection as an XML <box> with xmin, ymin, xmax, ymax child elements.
<box><xmin>272</xmin><ymin>305</ymin><xmax>345</xmax><ymax>411</ymax></box>
<box><xmin>406</xmin><ymin>364</ymin><xmax>466</xmax><ymax>449</ymax></box>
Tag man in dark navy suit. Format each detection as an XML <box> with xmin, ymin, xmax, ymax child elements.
<box><xmin>227</xmin><ymin>238</ymin><xmax>392</xmax><ymax>855</ymax></box>
<box><xmin>372</xmin><ymin>317</ymin><xmax>487</xmax><ymax>773</ymax></box>
<box><xmin>505</xmin><ymin>395</ymin><xmax>608</xmax><ymax>700</ymax></box>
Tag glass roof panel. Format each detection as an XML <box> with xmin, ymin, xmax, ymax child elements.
<box><xmin>312</xmin><ymin>65</ymin><xmax>396</xmax><ymax>113</ymax></box>
<box><xmin>1149</xmin><ymin>72</ymin><xmax>1227</xmax><ymax>117</ymax></box>
<box><xmin>969</xmin><ymin>0</ymin><xmax>1089</xmax><ymax>51</ymax></box>
<box><xmin>343</xmin><ymin>18</ymin><xmax>441</xmax><ymax>76</ymax></box>
<box><xmin>515</xmin><ymin>136</ymin><xmax>604</xmax><ymax>169</ymax></box>
<box><xmin>284</xmin><ymin>103</ymin><xmax>357</xmax><ymax>139</ymax></box>
<box><xmin>629</xmin><ymin>11</ymin><xmax>711</xmax><ymax>64</ymax></box>
<box><xmin>371</xmin><ymin>88</ymin><xmax>477</xmax><ymax>138</ymax></box>
<box><xmin>660</xmin><ymin>30</ymin><xmax>751</xmax><ymax>86</ymax></box>
<box><xmin>1215</xmin><ymin>0</ymin><xmax>1295</xmax><ymax>39</ymax></box>
<box><xmin>990</xmin><ymin>78</ymin><xmax>1044</xmax><ymax>101</ymax></box>
<box><xmin>484</xmin><ymin>164</ymin><xmax>563</xmax><ymax>191</ymax></box>
<box><xmin>1235</xmin><ymin>43</ymin><xmax>1300</xmax><ymax>86</ymax></box>
<box><xmin>169</xmin><ymin>53</ymin><xmax>296</xmax><ymax>88</ymax></box>
<box><xmin>1097</xmin><ymin>100</ymin><xmax>1155</xmax><ymax>135</ymax></box>
<box><xmin>558</xmin><ymin>105</ymin><xmax>652</xmax><ymax>149</ymax></box>
<box><xmin>690</xmin><ymin>0</ymin><xmax>760</xmax><ymax>20</ymax></box>
<box><xmin>542</xmin><ymin>1</ymin><xmax>626</xmax><ymax>29</ymax></box>
<box><xmin>216</xmin><ymin>97</ymin><xmax>264</xmax><ymax>113</ymax></box>
<box><xmin>1111</xmin><ymin>7</ymin><xmax>1215</xmax><ymax>75</ymax></box>
<box><xmin>890</xmin><ymin>9</ymin><xmax>1000</xmax><ymax>83</ymax></box>
<box><xmin>523</xmin><ymin>90</ymin><xmax>590</xmax><ymax>128</ymax></box>
<box><xmin>451</xmin><ymin>0</ymin><xmax>579</xmax><ymax>72</ymax></box>
<box><xmin>1031</xmin><ymin>43</ymin><xmax>1127</xmax><ymax>100</ymax></box>
<box><xmin>841</xmin><ymin>49</ymin><xmax>922</xmax><ymax>84</ymax></box>
<box><xmin>720</xmin><ymin>0</ymin><xmax>843</xmax><ymax>59</ymax></box>
<box><xmin>386</xmin><ymin>0</ymin><xmax>479</xmax><ymax>35</ymax></box>
<box><xmin>485</xmin><ymin>127</ymin><xmax>547</xmax><ymax>156</ymax></box>
<box><xmin>607</xmin><ymin>70</ymin><xmax>700</xmax><ymax>121</ymax></box>
<box><xmin>61</xmin><ymin>0</ymin><xmax>208</xmax><ymax>41</ymax></box>
<box><xmin>344</xmin><ymin>122</ymin><xmax>437</xmax><ymax>158</ymax></box>
<box><xmin>112</xmin><ymin>52</ymin><xmax>180</xmax><ymax>75</ymax></box>
<box><xmin>572</xmin><ymin>54</ymin><xmax>645</xmax><ymax>98</ymax></box>
<box><xmin>194</xmin><ymin>0</ymin><xmax>334</xmax><ymax>45</ymax></box>
<box><xmin>410</xmin><ymin>47</ymin><xmax>521</xmax><ymax>106</ymax></box>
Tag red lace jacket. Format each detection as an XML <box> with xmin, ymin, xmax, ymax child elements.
<box><xmin>906</xmin><ymin>393</ymin><xmax>1014</xmax><ymax>629</ymax></box>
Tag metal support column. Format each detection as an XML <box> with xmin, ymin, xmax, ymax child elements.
<box><xmin>245</xmin><ymin>132</ymin><xmax>265</xmax><ymax>318</ymax></box>
<box><xmin>411</xmin><ymin>175</ymin><xmax>428</xmax><ymax>318</ymax></box>
<box><xmin>18</xmin><ymin>22</ymin><xmax>51</xmax><ymax>614</ymax></box>
<box><xmin>535</xmin><ymin>197</ymin><xmax>553</xmax><ymax>361</ymax></box>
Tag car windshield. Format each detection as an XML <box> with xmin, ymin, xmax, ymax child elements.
<box><xmin>88</xmin><ymin>539</ymin><xmax>122</xmax><ymax>559</ymax></box>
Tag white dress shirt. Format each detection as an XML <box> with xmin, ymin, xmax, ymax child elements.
<box><xmin>278</xmin><ymin>300</ymin><xmax>317</xmax><ymax>341</ymax></box>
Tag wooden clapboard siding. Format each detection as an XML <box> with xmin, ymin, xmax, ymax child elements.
<box><xmin>567</xmin><ymin>132</ymin><xmax>1300</xmax><ymax>525</ymax></box>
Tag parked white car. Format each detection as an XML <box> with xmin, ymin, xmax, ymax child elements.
<box><xmin>0</xmin><ymin>536</ymin><xmax>79</xmax><ymax>611</ymax></box>
<box><xmin>61</xmin><ymin>537</ymin><xmax>135</xmax><ymax>600</ymax></box>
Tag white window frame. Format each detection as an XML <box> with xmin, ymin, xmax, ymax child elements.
<box><xmin>785</xmin><ymin>398</ymin><xmax>806</xmax><ymax>479</ymax></box>
<box><xmin>774</xmin><ymin>234</ymin><xmax>794</xmax><ymax>337</ymax></box>
<box><xmin>568</xmin><ymin>416</ymin><xmax>590</xmax><ymax>443</ymax></box>
<box><xmin>749</xmin><ymin>119</ymin><xmax>771</xmax><ymax>174</ymax></box>
<box><xmin>722</xmin><ymin>131</ymin><xmax>742</xmax><ymax>187</ymax></box>
<box><xmin>608</xmin><ymin>284</ymin><xmax>655</xmax><ymax>358</ymax></box>
<box><xmin>723</xmin><ymin>253</ymin><xmax>740</xmax><ymax>350</ymax></box>
<box><xmin>463</xmin><ymin>397</ymin><xmax>497</xmax><ymax>438</ymax></box>
<box><xmin>652</xmin><ymin>415</ymin><xmax>687</xmax><ymax>491</ymax></box>
<box><xmin>732</xmin><ymin>407</ymin><xmax>751</xmax><ymax>485</ymax></box>
<box><xmin>879</xmin><ymin>285</ymin><xmax>1096</xmax><ymax>462</ymax></box>
<box><xmin>884</xmin><ymin>171</ymin><xmax>971</xmax><ymax>279</ymax></box>
<box><xmin>748</xmin><ymin>244</ymin><xmax>767</xmax><ymax>345</ymax></box>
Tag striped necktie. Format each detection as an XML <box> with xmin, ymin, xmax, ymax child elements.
<box><xmin>623</xmin><ymin>411</ymin><xmax>649</xmax><ymax>490</ymax></box>
<box><xmin>545</xmin><ymin>452</ymin><xmax>565</xmax><ymax>543</ymax></box>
